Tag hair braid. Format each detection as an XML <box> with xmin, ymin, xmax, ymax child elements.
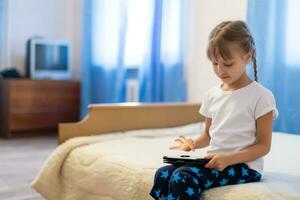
<box><xmin>250</xmin><ymin>35</ymin><xmax>258</xmax><ymax>82</ymax></box>
<box><xmin>252</xmin><ymin>55</ymin><xmax>258</xmax><ymax>82</ymax></box>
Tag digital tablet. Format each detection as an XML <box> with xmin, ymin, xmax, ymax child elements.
<box><xmin>163</xmin><ymin>155</ymin><xmax>210</xmax><ymax>166</ymax></box>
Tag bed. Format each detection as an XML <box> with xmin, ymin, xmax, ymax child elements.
<box><xmin>31</xmin><ymin>103</ymin><xmax>300</xmax><ymax>200</ymax></box>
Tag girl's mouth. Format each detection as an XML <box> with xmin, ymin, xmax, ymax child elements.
<box><xmin>220</xmin><ymin>76</ymin><xmax>230</xmax><ymax>79</ymax></box>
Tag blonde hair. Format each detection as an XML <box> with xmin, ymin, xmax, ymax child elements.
<box><xmin>207</xmin><ymin>20</ymin><xmax>258</xmax><ymax>81</ymax></box>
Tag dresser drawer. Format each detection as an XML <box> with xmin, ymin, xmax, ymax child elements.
<box><xmin>9</xmin><ymin>111</ymin><xmax>79</xmax><ymax>131</ymax></box>
<box><xmin>0</xmin><ymin>79</ymin><xmax>80</xmax><ymax>137</ymax></box>
<box><xmin>9</xmin><ymin>80</ymin><xmax>79</xmax><ymax>109</ymax></box>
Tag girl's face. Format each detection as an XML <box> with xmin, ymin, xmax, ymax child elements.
<box><xmin>211</xmin><ymin>44</ymin><xmax>252</xmax><ymax>86</ymax></box>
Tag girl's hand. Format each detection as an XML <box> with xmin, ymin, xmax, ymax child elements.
<box><xmin>169</xmin><ymin>136</ymin><xmax>196</xmax><ymax>151</ymax></box>
<box><xmin>204</xmin><ymin>153</ymin><xmax>231</xmax><ymax>171</ymax></box>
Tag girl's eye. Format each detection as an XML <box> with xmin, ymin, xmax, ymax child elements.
<box><xmin>213</xmin><ymin>63</ymin><xmax>218</xmax><ymax>66</ymax></box>
<box><xmin>224</xmin><ymin>63</ymin><xmax>233</xmax><ymax>67</ymax></box>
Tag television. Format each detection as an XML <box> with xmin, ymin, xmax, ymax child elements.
<box><xmin>26</xmin><ymin>37</ymin><xmax>71</xmax><ymax>80</ymax></box>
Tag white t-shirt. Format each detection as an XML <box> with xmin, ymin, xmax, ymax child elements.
<box><xmin>199</xmin><ymin>81</ymin><xmax>278</xmax><ymax>174</ymax></box>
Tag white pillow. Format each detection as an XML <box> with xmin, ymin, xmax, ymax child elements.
<box><xmin>123</xmin><ymin>122</ymin><xmax>204</xmax><ymax>138</ymax></box>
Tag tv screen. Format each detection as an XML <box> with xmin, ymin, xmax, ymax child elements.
<box><xmin>27</xmin><ymin>38</ymin><xmax>71</xmax><ymax>80</ymax></box>
<box><xmin>35</xmin><ymin>44</ymin><xmax>68</xmax><ymax>71</ymax></box>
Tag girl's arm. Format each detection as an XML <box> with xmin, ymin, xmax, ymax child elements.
<box><xmin>194</xmin><ymin>117</ymin><xmax>212</xmax><ymax>149</ymax></box>
<box><xmin>228</xmin><ymin>111</ymin><xmax>273</xmax><ymax>165</ymax></box>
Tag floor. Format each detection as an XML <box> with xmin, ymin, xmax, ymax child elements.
<box><xmin>0</xmin><ymin>136</ymin><xmax>57</xmax><ymax>200</ymax></box>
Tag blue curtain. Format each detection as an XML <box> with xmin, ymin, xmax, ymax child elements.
<box><xmin>139</xmin><ymin>0</ymin><xmax>186</xmax><ymax>102</ymax></box>
<box><xmin>247</xmin><ymin>0</ymin><xmax>300</xmax><ymax>134</ymax></box>
<box><xmin>81</xmin><ymin>0</ymin><xmax>127</xmax><ymax>117</ymax></box>
<box><xmin>81</xmin><ymin>0</ymin><xmax>186</xmax><ymax>117</ymax></box>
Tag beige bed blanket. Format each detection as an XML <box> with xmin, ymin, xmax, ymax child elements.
<box><xmin>31</xmin><ymin>124</ymin><xmax>300</xmax><ymax>200</ymax></box>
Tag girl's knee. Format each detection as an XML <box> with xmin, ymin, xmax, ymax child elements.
<box><xmin>169</xmin><ymin>166</ymin><xmax>195</xmax><ymax>185</ymax></box>
<box><xmin>169</xmin><ymin>167</ymin><xmax>203</xmax><ymax>199</ymax></box>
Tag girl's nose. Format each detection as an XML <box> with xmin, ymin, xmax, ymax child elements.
<box><xmin>216</xmin><ymin>65</ymin><xmax>224</xmax><ymax>73</ymax></box>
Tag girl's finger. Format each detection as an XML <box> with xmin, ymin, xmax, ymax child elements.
<box><xmin>205</xmin><ymin>157</ymin><xmax>216</xmax><ymax>168</ymax></box>
<box><xmin>187</xmin><ymin>139</ymin><xmax>196</xmax><ymax>151</ymax></box>
<box><xmin>179</xmin><ymin>137</ymin><xmax>195</xmax><ymax>151</ymax></box>
<box><xmin>175</xmin><ymin>137</ymin><xmax>195</xmax><ymax>151</ymax></box>
<box><xmin>175</xmin><ymin>139</ymin><xmax>183</xmax><ymax>144</ymax></box>
<box><xmin>176</xmin><ymin>137</ymin><xmax>188</xmax><ymax>145</ymax></box>
<box><xmin>179</xmin><ymin>135</ymin><xmax>186</xmax><ymax>139</ymax></box>
<box><xmin>169</xmin><ymin>146</ymin><xmax>180</xmax><ymax>150</ymax></box>
<box><xmin>180</xmin><ymin>136</ymin><xmax>194</xmax><ymax>149</ymax></box>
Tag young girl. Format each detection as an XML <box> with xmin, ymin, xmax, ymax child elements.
<box><xmin>150</xmin><ymin>20</ymin><xmax>278</xmax><ymax>200</ymax></box>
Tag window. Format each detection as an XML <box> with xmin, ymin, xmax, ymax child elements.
<box><xmin>124</xmin><ymin>0</ymin><xmax>154</xmax><ymax>67</ymax></box>
<box><xmin>161</xmin><ymin>0</ymin><xmax>181</xmax><ymax>66</ymax></box>
<box><xmin>92</xmin><ymin>0</ymin><xmax>122</xmax><ymax>68</ymax></box>
<box><xmin>91</xmin><ymin>0</ymin><xmax>182</xmax><ymax>69</ymax></box>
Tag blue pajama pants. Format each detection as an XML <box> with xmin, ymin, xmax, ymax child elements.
<box><xmin>150</xmin><ymin>163</ymin><xmax>261</xmax><ymax>200</ymax></box>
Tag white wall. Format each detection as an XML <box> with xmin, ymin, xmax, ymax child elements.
<box><xmin>185</xmin><ymin>0</ymin><xmax>248</xmax><ymax>103</ymax></box>
<box><xmin>1</xmin><ymin>0</ymin><xmax>83</xmax><ymax>80</ymax></box>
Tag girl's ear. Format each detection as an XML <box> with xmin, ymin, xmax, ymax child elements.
<box><xmin>245</xmin><ymin>52</ymin><xmax>252</xmax><ymax>63</ymax></box>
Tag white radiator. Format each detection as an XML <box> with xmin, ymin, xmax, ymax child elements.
<box><xmin>126</xmin><ymin>79</ymin><xmax>139</xmax><ymax>102</ymax></box>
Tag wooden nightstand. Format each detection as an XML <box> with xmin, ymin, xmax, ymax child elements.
<box><xmin>0</xmin><ymin>79</ymin><xmax>80</xmax><ymax>137</ymax></box>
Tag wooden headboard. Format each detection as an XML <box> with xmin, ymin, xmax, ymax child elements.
<box><xmin>58</xmin><ymin>103</ymin><xmax>203</xmax><ymax>144</ymax></box>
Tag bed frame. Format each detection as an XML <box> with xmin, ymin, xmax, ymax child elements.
<box><xmin>59</xmin><ymin>103</ymin><xmax>203</xmax><ymax>144</ymax></box>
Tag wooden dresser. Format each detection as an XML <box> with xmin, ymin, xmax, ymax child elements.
<box><xmin>0</xmin><ymin>79</ymin><xmax>80</xmax><ymax>137</ymax></box>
